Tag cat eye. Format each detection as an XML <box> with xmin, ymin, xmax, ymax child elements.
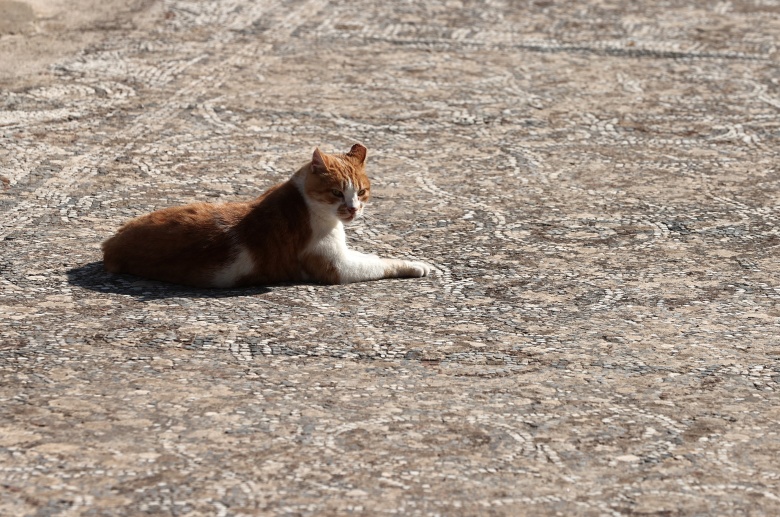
<box><xmin>331</xmin><ymin>189</ymin><xmax>343</xmax><ymax>198</ymax></box>
<box><xmin>357</xmin><ymin>189</ymin><xmax>366</xmax><ymax>196</ymax></box>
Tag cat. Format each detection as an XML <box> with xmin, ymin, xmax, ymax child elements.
<box><xmin>101</xmin><ymin>144</ymin><xmax>433</xmax><ymax>288</ymax></box>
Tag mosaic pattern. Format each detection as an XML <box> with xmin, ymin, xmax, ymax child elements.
<box><xmin>1</xmin><ymin>0</ymin><xmax>779</xmax><ymax>514</ymax></box>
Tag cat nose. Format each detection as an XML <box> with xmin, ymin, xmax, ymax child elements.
<box><xmin>347</xmin><ymin>207</ymin><xmax>358</xmax><ymax>214</ymax></box>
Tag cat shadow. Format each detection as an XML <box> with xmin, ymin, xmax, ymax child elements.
<box><xmin>66</xmin><ymin>262</ymin><xmax>273</xmax><ymax>300</ymax></box>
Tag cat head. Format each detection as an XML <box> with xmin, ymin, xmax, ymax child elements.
<box><xmin>304</xmin><ymin>143</ymin><xmax>371</xmax><ymax>225</ymax></box>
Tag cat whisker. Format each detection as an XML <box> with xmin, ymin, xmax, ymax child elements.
<box><xmin>357</xmin><ymin>213</ymin><xmax>376</xmax><ymax>230</ymax></box>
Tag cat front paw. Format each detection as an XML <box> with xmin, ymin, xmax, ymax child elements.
<box><xmin>383</xmin><ymin>259</ymin><xmax>435</xmax><ymax>279</ymax></box>
<box><xmin>407</xmin><ymin>261</ymin><xmax>434</xmax><ymax>278</ymax></box>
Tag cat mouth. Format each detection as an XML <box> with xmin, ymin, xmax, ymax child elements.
<box><xmin>339</xmin><ymin>212</ymin><xmax>359</xmax><ymax>223</ymax></box>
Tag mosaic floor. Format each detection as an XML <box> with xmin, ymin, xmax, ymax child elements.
<box><xmin>1</xmin><ymin>0</ymin><xmax>779</xmax><ymax>514</ymax></box>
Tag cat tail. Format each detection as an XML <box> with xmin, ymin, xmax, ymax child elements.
<box><xmin>101</xmin><ymin>235</ymin><xmax>124</xmax><ymax>273</ymax></box>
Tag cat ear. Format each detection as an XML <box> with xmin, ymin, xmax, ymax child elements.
<box><xmin>312</xmin><ymin>148</ymin><xmax>330</xmax><ymax>174</ymax></box>
<box><xmin>346</xmin><ymin>143</ymin><xmax>367</xmax><ymax>165</ymax></box>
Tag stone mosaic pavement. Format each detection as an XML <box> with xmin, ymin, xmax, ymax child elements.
<box><xmin>2</xmin><ymin>0</ymin><xmax>780</xmax><ymax>515</ymax></box>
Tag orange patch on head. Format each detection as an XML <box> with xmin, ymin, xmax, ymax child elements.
<box><xmin>305</xmin><ymin>145</ymin><xmax>371</xmax><ymax>207</ymax></box>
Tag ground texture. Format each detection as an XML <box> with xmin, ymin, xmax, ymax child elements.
<box><xmin>2</xmin><ymin>0</ymin><xmax>780</xmax><ymax>515</ymax></box>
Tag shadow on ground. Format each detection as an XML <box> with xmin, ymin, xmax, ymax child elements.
<box><xmin>67</xmin><ymin>262</ymin><xmax>273</xmax><ymax>300</ymax></box>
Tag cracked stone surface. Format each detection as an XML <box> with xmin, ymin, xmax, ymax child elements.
<box><xmin>2</xmin><ymin>0</ymin><xmax>780</xmax><ymax>515</ymax></box>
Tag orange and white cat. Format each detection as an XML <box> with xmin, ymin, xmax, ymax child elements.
<box><xmin>102</xmin><ymin>144</ymin><xmax>433</xmax><ymax>287</ymax></box>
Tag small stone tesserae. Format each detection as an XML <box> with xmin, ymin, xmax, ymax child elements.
<box><xmin>102</xmin><ymin>144</ymin><xmax>434</xmax><ymax>287</ymax></box>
